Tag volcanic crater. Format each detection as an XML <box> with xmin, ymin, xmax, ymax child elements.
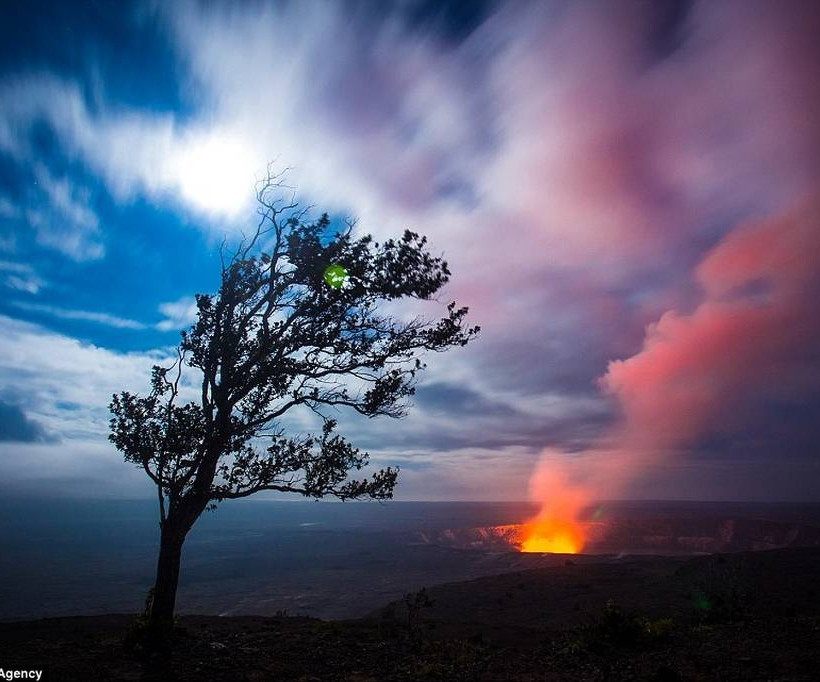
<box><xmin>414</xmin><ymin>515</ymin><xmax>820</xmax><ymax>555</ymax></box>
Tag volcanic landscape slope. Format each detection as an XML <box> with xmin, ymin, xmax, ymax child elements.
<box><xmin>375</xmin><ymin>546</ymin><xmax>820</xmax><ymax>636</ymax></box>
<box><xmin>4</xmin><ymin>546</ymin><xmax>819</xmax><ymax>681</ymax></box>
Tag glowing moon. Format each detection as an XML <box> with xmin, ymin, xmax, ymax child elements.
<box><xmin>175</xmin><ymin>131</ymin><xmax>256</xmax><ymax>217</ymax></box>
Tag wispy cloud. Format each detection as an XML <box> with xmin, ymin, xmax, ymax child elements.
<box><xmin>26</xmin><ymin>164</ymin><xmax>104</xmax><ymax>261</ymax></box>
<box><xmin>0</xmin><ymin>260</ymin><xmax>46</xmax><ymax>294</ymax></box>
<box><xmin>156</xmin><ymin>296</ymin><xmax>198</xmax><ymax>332</ymax></box>
<box><xmin>0</xmin><ymin>315</ymin><xmax>177</xmax><ymax>440</ymax></box>
<box><xmin>0</xmin><ymin>196</ymin><xmax>20</xmax><ymax>219</ymax></box>
<box><xmin>5</xmin><ymin>273</ymin><xmax>44</xmax><ymax>294</ymax></box>
<box><xmin>12</xmin><ymin>302</ymin><xmax>145</xmax><ymax>330</ymax></box>
<box><xmin>0</xmin><ymin>196</ymin><xmax>20</xmax><ymax>252</ymax></box>
<box><xmin>0</xmin><ymin>74</ymin><xmax>255</xmax><ymax>223</ymax></box>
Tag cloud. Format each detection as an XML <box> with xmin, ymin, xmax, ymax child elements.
<box><xmin>5</xmin><ymin>274</ymin><xmax>44</xmax><ymax>293</ymax></box>
<box><xmin>12</xmin><ymin>302</ymin><xmax>146</xmax><ymax>330</ymax></box>
<box><xmin>3</xmin><ymin>0</ymin><xmax>819</xmax><ymax>266</ymax></box>
<box><xmin>526</xmin><ymin>196</ymin><xmax>820</xmax><ymax>509</ymax></box>
<box><xmin>0</xmin><ymin>400</ymin><xmax>50</xmax><ymax>443</ymax></box>
<box><xmin>0</xmin><ymin>315</ymin><xmax>176</xmax><ymax>440</ymax></box>
<box><xmin>1</xmin><ymin>0</ymin><xmax>820</xmax><ymax>502</ymax></box>
<box><xmin>0</xmin><ymin>196</ymin><xmax>20</xmax><ymax>219</ymax></box>
<box><xmin>413</xmin><ymin>382</ymin><xmax>518</xmax><ymax>418</ymax></box>
<box><xmin>0</xmin><ymin>197</ymin><xmax>21</xmax><ymax>252</ymax></box>
<box><xmin>0</xmin><ymin>439</ymin><xmax>149</xmax><ymax>498</ymax></box>
<box><xmin>0</xmin><ymin>119</ymin><xmax>104</xmax><ymax>261</ymax></box>
<box><xmin>0</xmin><ymin>74</ymin><xmax>243</xmax><ymax>223</ymax></box>
<box><xmin>6</xmin><ymin>1</ymin><xmax>809</xmax><ymax>277</ymax></box>
<box><xmin>0</xmin><ymin>317</ymin><xmax>196</xmax><ymax>499</ymax></box>
<box><xmin>602</xmin><ymin>197</ymin><xmax>820</xmax><ymax>455</ymax></box>
<box><xmin>0</xmin><ymin>2</ymin><xmax>493</xmax><ymax>228</ymax></box>
<box><xmin>382</xmin><ymin>446</ymin><xmax>540</xmax><ymax>502</ymax></box>
<box><xmin>0</xmin><ymin>260</ymin><xmax>45</xmax><ymax>294</ymax></box>
<box><xmin>156</xmin><ymin>296</ymin><xmax>198</xmax><ymax>332</ymax></box>
<box><xmin>161</xmin><ymin>0</ymin><xmax>820</xmax><ymax>500</ymax></box>
<box><xmin>25</xmin><ymin>164</ymin><xmax>104</xmax><ymax>261</ymax></box>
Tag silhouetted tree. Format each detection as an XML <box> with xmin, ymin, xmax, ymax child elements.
<box><xmin>109</xmin><ymin>171</ymin><xmax>479</xmax><ymax>631</ymax></box>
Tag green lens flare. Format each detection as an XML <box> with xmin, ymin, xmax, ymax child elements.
<box><xmin>323</xmin><ymin>264</ymin><xmax>348</xmax><ymax>289</ymax></box>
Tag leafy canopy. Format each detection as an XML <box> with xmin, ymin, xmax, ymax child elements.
<box><xmin>109</xmin><ymin>174</ymin><xmax>478</xmax><ymax>517</ymax></box>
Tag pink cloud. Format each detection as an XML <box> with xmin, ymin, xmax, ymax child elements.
<box><xmin>603</xmin><ymin>198</ymin><xmax>820</xmax><ymax>453</ymax></box>
<box><xmin>526</xmin><ymin>196</ymin><xmax>820</xmax><ymax>518</ymax></box>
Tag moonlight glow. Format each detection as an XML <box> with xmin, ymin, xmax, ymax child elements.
<box><xmin>175</xmin><ymin>132</ymin><xmax>256</xmax><ymax>217</ymax></box>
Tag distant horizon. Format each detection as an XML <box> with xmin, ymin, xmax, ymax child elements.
<box><xmin>3</xmin><ymin>496</ymin><xmax>820</xmax><ymax>506</ymax></box>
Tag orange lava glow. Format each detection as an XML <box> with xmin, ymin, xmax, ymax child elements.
<box><xmin>520</xmin><ymin>456</ymin><xmax>591</xmax><ymax>554</ymax></box>
<box><xmin>519</xmin><ymin>515</ymin><xmax>585</xmax><ymax>554</ymax></box>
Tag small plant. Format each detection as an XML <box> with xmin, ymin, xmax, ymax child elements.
<box><xmin>584</xmin><ymin>600</ymin><xmax>643</xmax><ymax>649</ymax></box>
<box><xmin>638</xmin><ymin>616</ymin><xmax>675</xmax><ymax>642</ymax></box>
<box><xmin>123</xmin><ymin>587</ymin><xmax>174</xmax><ymax>654</ymax></box>
<box><xmin>569</xmin><ymin>600</ymin><xmax>676</xmax><ymax>654</ymax></box>
<box><xmin>408</xmin><ymin>638</ymin><xmax>490</xmax><ymax>681</ymax></box>
<box><xmin>403</xmin><ymin>588</ymin><xmax>435</xmax><ymax>645</ymax></box>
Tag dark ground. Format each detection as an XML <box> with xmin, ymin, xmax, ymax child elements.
<box><xmin>2</xmin><ymin>546</ymin><xmax>819</xmax><ymax>681</ymax></box>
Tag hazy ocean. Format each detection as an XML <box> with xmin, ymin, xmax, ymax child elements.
<box><xmin>1</xmin><ymin>498</ymin><xmax>818</xmax><ymax>621</ymax></box>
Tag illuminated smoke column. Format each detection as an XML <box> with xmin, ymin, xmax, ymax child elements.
<box><xmin>522</xmin><ymin>199</ymin><xmax>820</xmax><ymax>552</ymax></box>
<box><xmin>520</xmin><ymin>458</ymin><xmax>590</xmax><ymax>553</ymax></box>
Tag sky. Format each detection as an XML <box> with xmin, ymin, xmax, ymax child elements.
<box><xmin>0</xmin><ymin>0</ymin><xmax>818</xmax><ymax>503</ymax></box>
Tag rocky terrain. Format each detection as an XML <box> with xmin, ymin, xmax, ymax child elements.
<box><xmin>3</xmin><ymin>546</ymin><xmax>819</xmax><ymax>680</ymax></box>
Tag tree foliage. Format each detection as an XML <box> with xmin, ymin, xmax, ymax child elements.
<box><xmin>109</xmin><ymin>171</ymin><xmax>479</xmax><ymax>523</ymax></box>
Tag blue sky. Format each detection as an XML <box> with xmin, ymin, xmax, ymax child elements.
<box><xmin>1</xmin><ymin>0</ymin><xmax>819</xmax><ymax>503</ymax></box>
<box><xmin>0</xmin><ymin>1</ymin><xmax>219</xmax><ymax>350</ymax></box>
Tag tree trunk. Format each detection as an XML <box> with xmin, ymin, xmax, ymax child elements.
<box><xmin>149</xmin><ymin>520</ymin><xmax>187</xmax><ymax>629</ymax></box>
